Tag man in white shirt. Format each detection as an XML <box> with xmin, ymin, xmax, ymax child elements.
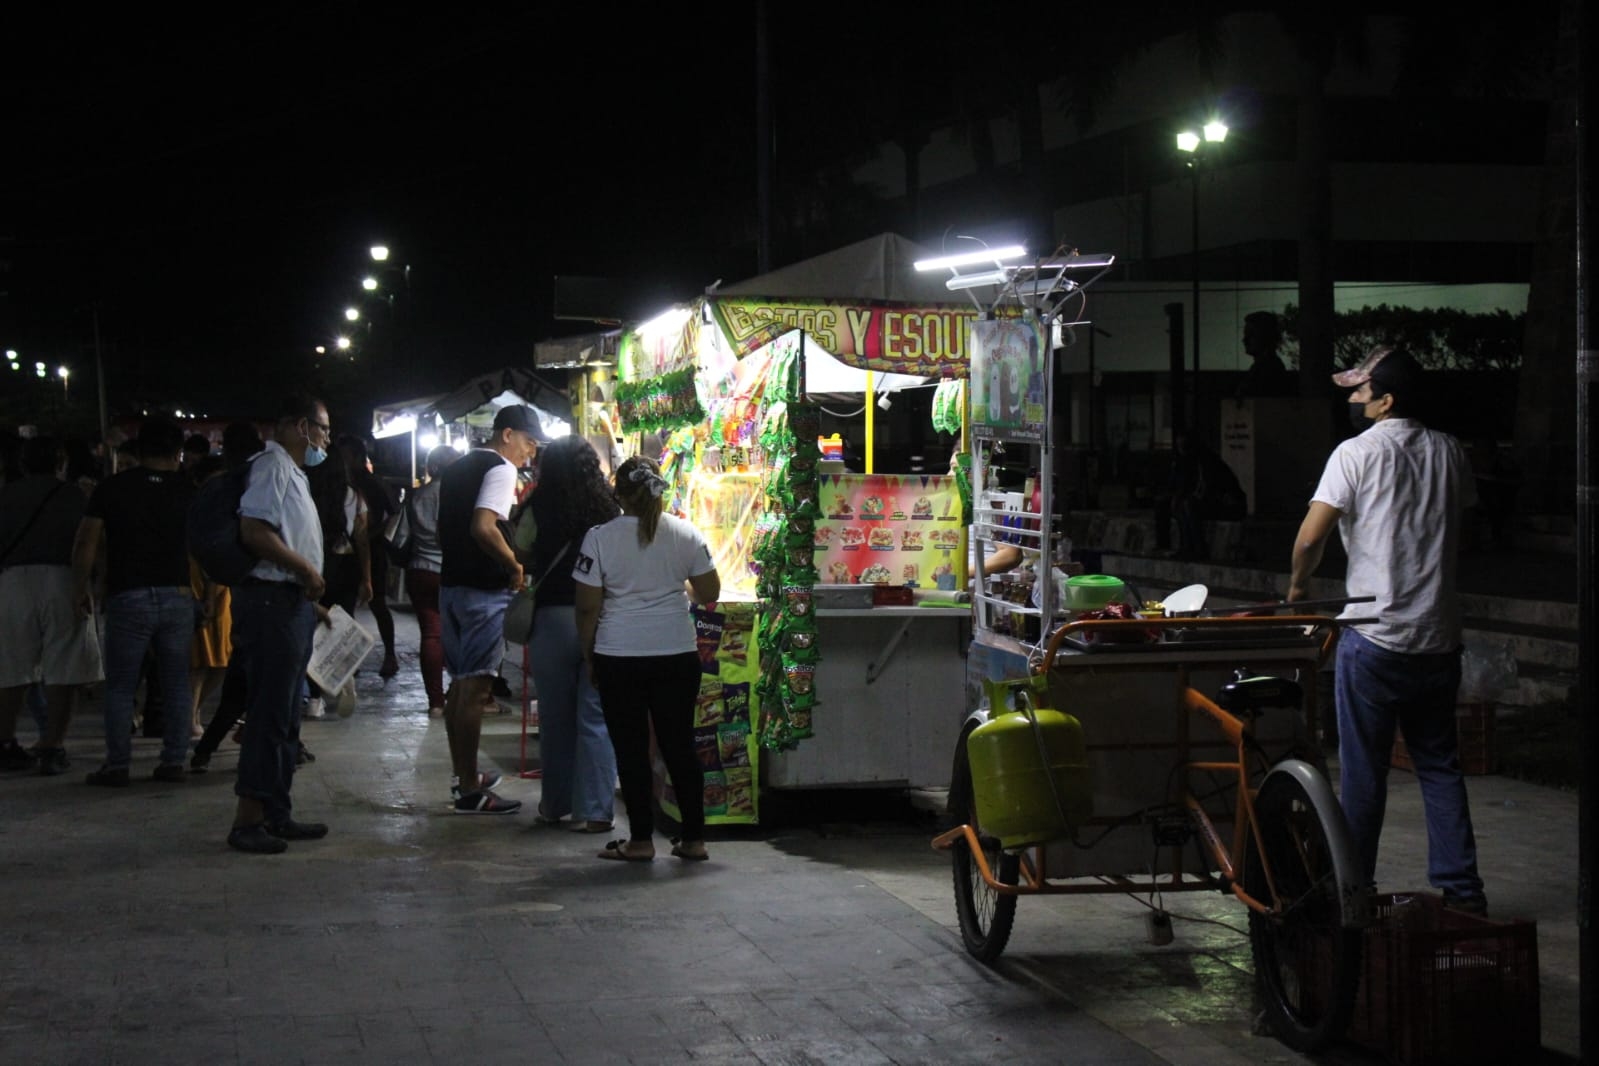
<box><xmin>1287</xmin><ymin>347</ymin><xmax>1486</xmax><ymax>914</ymax></box>
<box><xmin>436</xmin><ymin>404</ymin><xmax>543</xmax><ymax>814</ymax></box>
<box><xmin>226</xmin><ymin>395</ymin><xmax>330</xmax><ymax>854</ymax></box>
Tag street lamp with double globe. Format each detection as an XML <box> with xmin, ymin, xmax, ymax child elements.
<box><xmin>1176</xmin><ymin>119</ymin><xmax>1228</xmax><ymax>434</ymax></box>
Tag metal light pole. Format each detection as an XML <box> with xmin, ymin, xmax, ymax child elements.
<box><xmin>1176</xmin><ymin>120</ymin><xmax>1227</xmax><ymax>438</ymax></box>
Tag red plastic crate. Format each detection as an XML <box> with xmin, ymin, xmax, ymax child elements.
<box><xmin>1347</xmin><ymin>893</ymin><xmax>1540</xmax><ymax>1065</ymax></box>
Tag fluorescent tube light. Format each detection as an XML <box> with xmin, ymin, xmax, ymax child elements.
<box><xmin>913</xmin><ymin>245</ymin><xmax>1027</xmax><ymax>271</ymax></box>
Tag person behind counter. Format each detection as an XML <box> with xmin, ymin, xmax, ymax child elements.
<box><xmin>574</xmin><ymin>455</ymin><xmax>720</xmax><ymax>863</ymax></box>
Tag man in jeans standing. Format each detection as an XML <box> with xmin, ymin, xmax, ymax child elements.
<box><xmin>72</xmin><ymin>416</ymin><xmax>196</xmax><ymax>785</ymax></box>
<box><xmin>1288</xmin><ymin>347</ymin><xmax>1487</xmax><ymax>914</ymax></box>
<box><xmin>225</xmin><ymin>395</ymin><xmax>330</xmax><ymax>854</ymax></box>
<box><xmin>438</xmin><ymin>404</ymin><xmax>542</xmax><ymax>814</ymax></box>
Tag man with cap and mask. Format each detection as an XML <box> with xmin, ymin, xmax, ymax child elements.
<box><xmin>1287</xmin><ymin>346</ymin><xmax>1487</xmax><ymax>915</ymax></box>
<box><xmin>436</xmin><ymin>403</ymin><xmax>545</xmax><ymax>814</ymax></box>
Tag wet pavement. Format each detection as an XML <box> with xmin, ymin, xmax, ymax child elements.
<box><xmin>0</xmin><ymin>605</ymin><xmax>1582</xmax><ymax>1065</ymax></box>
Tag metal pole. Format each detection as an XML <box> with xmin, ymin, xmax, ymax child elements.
<box><xmin>1191</xmin><ymin>158</ymin><xmax>1201</xmax><ymax>436</ymax></box>
<box><xmin>1576</xmin><ymin>3</ymin><xmax>1596</xmax><ymax>1052</ymax></box>
<box><xmin>755</xmin><ymin>0</ymin><xmax>773</xmax><ymax>275</ymax></box>
<box><xmin>93</xmin><ymin>305</ymin><xmax>109</xmax><ymax>450</ymax></box>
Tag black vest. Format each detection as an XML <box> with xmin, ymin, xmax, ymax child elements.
<box><xmin>438</xmin><ymin>450</ymin><xmax>517</xmax><ymax>590</ymax></box>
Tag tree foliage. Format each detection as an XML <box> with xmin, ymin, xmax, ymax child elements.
<box><xmin>1279</xmin><ymin>303</ymin><xmax>1525</xmax><ymax>372</ymax></box>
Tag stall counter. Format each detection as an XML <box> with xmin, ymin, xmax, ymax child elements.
<box><xmin>762</xmin><ymin>605</ymin><xmax>971</xmax><ymax>789</ymax></box>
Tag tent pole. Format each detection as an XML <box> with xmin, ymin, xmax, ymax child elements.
<box><xmin>410</xmin><ymin>426</ymin><xmax>417</xmax><ymax>487</ymax></box>
<box><xmin>865</xmin><ymin>369</ymin><xmax>875</xmax><ymax>474</ymax></box>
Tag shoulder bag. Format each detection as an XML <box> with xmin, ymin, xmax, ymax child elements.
<box><xmin>503</xmin><ymin>539</ymin><xmax>572</xmax><ymax>645</ymax></box>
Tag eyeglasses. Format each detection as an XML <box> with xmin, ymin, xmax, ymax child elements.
<box><xmin>308</xmin><ymin>420</ymin><xmax>331</xmax><ymax>435</ymax></box>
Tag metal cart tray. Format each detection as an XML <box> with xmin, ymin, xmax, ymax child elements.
<box><xmin>1056</xmin><ymin>629</ymin><xmax>1320</xmax><ymax>654</ymax></box>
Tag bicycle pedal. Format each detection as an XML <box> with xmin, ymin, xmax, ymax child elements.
<box><xmin>1149</xmin><ymin>814</ymin><xmax>1191</xmax><ymax>847</ymax></box>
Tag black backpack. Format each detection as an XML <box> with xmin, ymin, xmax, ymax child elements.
<box><xmin>187</xmin><ymin>456</ymin><xmax>260</xmax><ymax>586</ymax></box>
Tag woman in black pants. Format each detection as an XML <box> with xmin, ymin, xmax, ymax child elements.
<box><xmin>573</xmin><ymin>455</ymin><xmax>721</xmax><ymax>862</ymax></box>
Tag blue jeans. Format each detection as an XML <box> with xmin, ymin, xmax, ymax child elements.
<box><xmin>232</xmin><ymin>583</ymin><xmax>316</xmax><ymax>823</ymax></box>
<box><xmin>440</xmin><ymin>584</ymin><xmax>513</xmax><ymax>679</ymax></box>
<box><xmin>101</xmin><ymin>587</ymin><xmax>194</xmax><ymax>770</ymax></box>
<box><xmin>526</xmin><ymin>605</ymin><xmax>616</xmax><ymax>823</ymax></box>
<box><xmin>1336</xmin><ymin>629</ymin><xmax>1484</xmax><ymax>900</ymax></box>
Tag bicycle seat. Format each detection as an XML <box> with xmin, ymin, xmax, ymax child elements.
<box><xmin>1216</xmin><ymin>671</ymin><xmax>1302</xmax><ymax>715</ymax></box>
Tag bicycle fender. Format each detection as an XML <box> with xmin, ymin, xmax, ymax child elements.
<box><xmin>1265</xmin><ymin>759</ymin><xmax>1373</xmax><ymax>929</ymax></box>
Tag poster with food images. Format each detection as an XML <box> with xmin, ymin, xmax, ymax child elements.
<box><xmin>656</xmin><ymin>603</ymin><xmax>760</xmax><ymax>825</ymax></box>
<box><xmin>970</xmin><ymin>315</ymin><xmax>1047</xmax><ymax>443</ymax></box>
<box><xmin>814</xmin><ymin>474</ymin><xmax>966</xmax><ymax>589</ymax></box>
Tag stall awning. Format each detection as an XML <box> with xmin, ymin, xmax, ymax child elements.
<box><xmin>707</xmin><ymin>233</ymin><xmax>977</xmax><ymax>377</ymax></box>
<box><xmin>370</xmin><ymin>367</ymin><xmax>574</xmax><ymax>438</ymax></box>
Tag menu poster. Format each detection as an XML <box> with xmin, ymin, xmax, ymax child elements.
<box><xmin>658</xmin><ymin>604</ymin><xmax>760</xmax><ymax>824</ymax></box>
<box><xmin>813</xmin><ymin>473</ymin><xmax>966</xmax><ymax>589</ymax></box>
<box><xmin>970</xmin><ymin>315</ymin><xmax>1047</xmax><ymax>443</ymax></box>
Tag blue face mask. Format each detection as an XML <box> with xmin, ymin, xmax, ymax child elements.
<box><xmin>304</xmin><ymin>445</ymin><xmax>327</xmax><ymax>468</ymax></box>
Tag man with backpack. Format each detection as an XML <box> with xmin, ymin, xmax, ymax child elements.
<box><xmin>223</xmin><ymin>395</ymin><xmax>331</xmax><ymax>854</ymax></box>
<box><xmin>437</xmin><ymin>404</ymin><xmax>543</xmax><ymax>814</ymax></box>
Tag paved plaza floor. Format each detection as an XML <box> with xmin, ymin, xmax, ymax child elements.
<box><xmin>0</xmin><ymin>607</ymin><xmax>1581</xmax><ymax>1065</ymax></box>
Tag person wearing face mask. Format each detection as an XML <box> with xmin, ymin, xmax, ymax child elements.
<box><xmin>224</xmin><ymin>395</ymin><xmax>331</xmax><ymax>854</ymax></box>
<box><xmin>1286</xmin><ymin>346</ymin><xmax>1486</xmax><ymax>916</ymax></box>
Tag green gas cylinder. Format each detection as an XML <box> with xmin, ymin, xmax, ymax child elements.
<box><xmin>967</xmin><ymin>689</ymin><xmax>1092</xmax><ymax>849</ymax></box>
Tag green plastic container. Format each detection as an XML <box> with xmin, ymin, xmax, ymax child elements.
<box><xmin>1064</xmin><ymin>573</ymin><xmax>1126</xmax><ymax>610</ymax></box>
<box><xmin>967</xmin><ymin>705</ymin><xmax>1092</xmax><ymax>849</ymax></box>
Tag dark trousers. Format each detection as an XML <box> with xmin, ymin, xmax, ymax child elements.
<box><xmin>405</xmin><ymin>568</ymin><xmax>445</xmax><ymax>708</ymax></box>
<box><xmin>194</xmin><ymin>659</ymin><xmax>248</xmax><ymax>760</ymax></box>
<box><xmin>232</xmin><ymin>583</ymin><xmax>316</xmax><ymax>823</ymax></box>
<box><xmin>591</xmin><ymin>651</ymin><xmax>704</xmax><ymax>842</ymax></box>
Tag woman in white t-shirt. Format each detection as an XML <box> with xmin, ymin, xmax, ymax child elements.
<box><xmin>574</xmin><ymin>455</ymin><xmax>720</xmax><ymax>863</ymax></box>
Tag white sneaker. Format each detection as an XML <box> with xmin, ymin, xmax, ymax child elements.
<box><xmin>303</xmin><ymin>697</ymin><xmax>325</xmax><ymax>720</ymax></box>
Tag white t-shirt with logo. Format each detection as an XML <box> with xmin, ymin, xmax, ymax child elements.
<box><xmin>1310</xmin><ymin>418</ymin><xmax>1476</xmax><ymax>654</ymax></box>
<box><xmin>573</xmin><ymin>512</ymin><xmax>715</xmax><ymax>656</ymax></box>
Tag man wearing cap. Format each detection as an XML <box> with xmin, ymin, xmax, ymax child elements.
<box><xmin>1287</xmin><ymin>346</ymin><xmax>1487</xmax><ymax>914</ymax></box>
<box><xmin>436</xmin><ymin>404</ymin><xmax>543</xmax><ymax>814</ymax></box>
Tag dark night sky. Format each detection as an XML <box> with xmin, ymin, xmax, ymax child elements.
<box><xmin>6</xmin><ymin>6</ymin><xmax>789</xmax><ymax>415</ymax></box>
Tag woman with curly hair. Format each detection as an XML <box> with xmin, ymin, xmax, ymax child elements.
<box><xmin>524</xmin><ymin>434</ymin><xmax>622</xmax><ymax>831</ymax></box>
<box><xmin>575</xmin><ymin>454</ymin><xmax>720</xmax><ymax>862</ymax></box>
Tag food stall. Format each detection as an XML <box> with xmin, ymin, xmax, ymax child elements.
<box><xmin>927</xmin><ymin>246</ymin><xmax>1335</xmax><ymax>876</ymax></box>
<box><xmin>613</xmin><ymin>234</ymin><xmax>986</xmax><ymax>820</ymax></box>
<box><xmin>370</xmin><ymin>365</ymin><xmax>574</xmax><ymax>485</ymax></box>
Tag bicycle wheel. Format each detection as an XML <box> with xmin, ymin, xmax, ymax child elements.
<box><xmin>1243</xmin><ymin>768</ymin><xmax>1360</xmax><ymax>1052</ymax></box>
<box><xmin>949</xmin><ymin>732</ymin><xmax>1019</xmax><ymax>962</ymax></box>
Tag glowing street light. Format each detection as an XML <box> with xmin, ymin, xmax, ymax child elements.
<box><xmin>335</xmin><ymin>336</ymin><xmax>352</xmax><ymax>351</ymax></box>
<box><xmin>362</xmin><ymin>277</ymin><xmax>379</xmax><ymax>291</ymax></box>
<box><xmin>315</xmin><ymin>345</ymin><xmax>327</xmax><ymax>355</ymax></box>
<box><xmin>345</xmin><ymin>307</ymin><xmax>361</xmax><ymax>322</ymax></box>
<box><xmin>1174</xmin><ymin>117</ymin><xmax>1229</xmax><ymax>435</ymax></box>
<box><xmin>370</xmin><ymin>245</ymin><xmax>390</xmax><ymax>262</ymax></box>
<box><xmin>58</xmin><ymin>366</ymin><xmax>70</xmax><ymax>404</ymax></box>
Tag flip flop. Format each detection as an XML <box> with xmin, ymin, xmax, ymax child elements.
<box><xmin>597</xmin><ymin>839</ymin><xmax>654</xmax><ymax>862</ymax></box>
<box><xmin>669</xmin><ymin>837</ymin><xmax>709</xmax><ymax>862</ymax></box>
<box><xmin>569</xmin><ymin>820</ymin><xmax>614</xmax><ymax>834</ymax></box>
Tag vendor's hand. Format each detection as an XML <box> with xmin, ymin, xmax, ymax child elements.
<box><xmin>313</xmin><ymin>604</ymin><xmax>334</xmax><ymax>627</ymax></box>
<box><xmin>507</xmin><ymin>563</ymin><xmax>526</xmax><ymax>593</ymax></box>
<box><xmin>303</xmin><ymin>569</ymin><xmax>327</xmax><ymax>603</ymax></box>
<box><xmin>357</xmin><ymin>578</ymin><xmax>373</xmax><ymax>607</ymax></box>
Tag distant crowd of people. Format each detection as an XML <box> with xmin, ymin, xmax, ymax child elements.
<box><xmin>1</xmin><ymin>399</ymin><xmax>721</xmax><ymax>863</ymax></box>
